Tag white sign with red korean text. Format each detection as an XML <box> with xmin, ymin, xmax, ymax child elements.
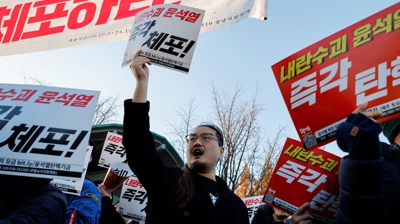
<box><xmin>51</xmin><ymin>146</ymin><xmax>93</xmax><ymax>195</ymax></box>
<box><xmin>242</xmin><ymin>195</ymin><xmax>265</xmax><ymax>222</ymax></box>
<box><xmin>99</xmin><ymin>131</ymin><xmax>127</xmax><ymax>168</ymax></box>
<box><xmin>0</xmin><ymin>0</ymin><xmax>268</xmax><ymax>56</ymax></box>
<box><xmin>122</xmin><ymin>4</ymin><xmax>204</xmax><ymax>73</ymax></box>
<box><xmin>0</xmin><ymin>84</ymin><xmax>99</xmax><ymax>180</ymax></box>
<box><xmin>119</xmin><ymin>175</ymin><xmax>148</xmax><ymax>222</ymax></box>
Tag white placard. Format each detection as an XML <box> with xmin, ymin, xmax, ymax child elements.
<box><xmin>51</xmin><ymin>146</ymin><xmax>93</xmax><ymax>195</ymax></box>
<box><xmin>119</xmin><ymin>175</ymin><xmax>148</xmax><ymax>222</ymax></box>
<box><xmin>122</xmin><ymin>4</ymin><xmax>204</xmax><ymax>73</ymax></box>
<box><xmin>242</xmin><ymin>195</ymin><xmax>265</xmax><ymax>222</ymax></box>
<box><xmin>0</xmin><ymin>84</ymin><xmax>99</xmax><ymax>180</ymax></box>
<box><xmin>98</xmin><ymin>132</ymin><xmax>127</xmax><ymax>168</ymax></box>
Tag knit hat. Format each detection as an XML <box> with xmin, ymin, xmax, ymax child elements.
<box><xmin>382</xmin><ymin>117</ymin><xmax>400</xmax><ymax>144</ymax></box>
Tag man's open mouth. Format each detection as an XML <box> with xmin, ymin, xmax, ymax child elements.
<box><xmin>193</xmin><ymin>149</ymin><xmax>203</xmax><ymax>156</ymax></box>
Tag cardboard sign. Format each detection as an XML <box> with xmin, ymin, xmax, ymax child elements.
<box><xmin>119</xmin><ymin>175</ymin><xmax>148</xmax><ymax>222</ymax></box>
<box><xmin>263</xmin><ymin>138</ymin><xmax>340</xmax><ymax>224</ymax></box>
<box><xmin>0</xmin><ymin>0</ymin><xmax>268</xmax><ymax>56</ymax></box>
<box><xmin>122</xmin><ymin>4</ymin><xmax>204</xmax><ymax>73</ymax></box>
<box><xmin>0</xmin><ymin>84</ymin><xmax>99</xmax><ymax>180</ymax></box>
<box><xmin>51</xmin><ymin>146</ymin><xmax>93</xmax><ymax>195</ymax></box>
<box><xmin>271</xmin><ymin>2</ymin><xmax>400</xmax><ymax>149</ymax></box>
<box><xmin>242</xmin><ymin>195</ymin><xmax>265</xmax><ymax>222</ymax></box>
<box><xmin>99</xmin><ymin>132</ymin><xmax>127</xmax><ymax>168</ymax></box>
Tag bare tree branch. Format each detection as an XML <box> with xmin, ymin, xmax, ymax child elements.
<box><xmin>92</xmin><ymin>94</ymin><xmax>121</xmax><ymax>125</ymax></box>
<box><xmin>167</xmin><ymin>81</ymin><xmax>286</xmax><ymax>196</ymax></box>
<box><xmin>167</xmin><ymin>96</ymin><xmax>200</xmax><ymax>159</ymax></box>
<box><xmin>22</xmin><ymin>73</ymin><xmax>52</xmax><ymax>86</ymax></box>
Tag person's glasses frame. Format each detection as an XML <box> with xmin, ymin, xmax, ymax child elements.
<box><xmin>186</xmin><ymin>133</ymin><xmax>220</xmax><ymax>145</ymax></box>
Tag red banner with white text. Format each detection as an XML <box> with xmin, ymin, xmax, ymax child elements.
<box><xmin>263</xmin><ymin>138</ymin><xmax>340</xmax><ymax>224</ymax></box>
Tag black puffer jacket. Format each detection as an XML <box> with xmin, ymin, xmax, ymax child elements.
<box><xmin>0</xmin><ymin>176</ymin><xmax>67</xmax><ymax>224</ymax></box>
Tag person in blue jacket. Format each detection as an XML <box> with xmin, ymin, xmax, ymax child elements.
<box><xmin>335</xmin><ymin>102</ymin><xmax>400</xmax><ymax>223</ymax></box>
<box><xmin>64</xmin><ymin>139</ymin><xmax>101</xmax><ymax>224</ymax></box>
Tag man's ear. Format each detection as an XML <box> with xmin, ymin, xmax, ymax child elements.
<box><xmin>219</xmin><ymin>146</ymin><xmax>224</xmax><ymax>158</ymax></box>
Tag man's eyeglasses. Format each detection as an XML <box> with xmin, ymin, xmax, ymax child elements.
<box><xmin>186</xmin><ymin>133</ymin><xmax>220</xmax><ymax>144</ymax></box>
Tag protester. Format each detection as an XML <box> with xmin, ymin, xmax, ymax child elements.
<box><xmin>122</xmin><ymin>50</ymin><xmax>249</xmax><ymax>223</ymax></box>
<box><xmin>63</xmin><ymin>139</ymin><xmax>101</xmax><ymax>224</ymax></box>
<box><xmin>335</xmin><ymin>102</ymin><xmax>400</xmax><ymax>223</ymax></box>
<box><xmin>251</xmin><ymin>203</ymin><xmax>287</xmax><ymax>224</ymax></box>
<box><xmin>96</xmin><ymin>183</ymin><xmax>126</xmax><ymax>224</ymax></box>
<box><xmin>0</xmin><ymin>175</ymin><xmax>67</xmax><ymax>223</ymax></box>
<box><xmin>251</xmin><ymin>203</ymin><xmax>312</xmax><ymax>224</ymax></box>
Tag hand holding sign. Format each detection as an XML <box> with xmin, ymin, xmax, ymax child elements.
<box><xmin>289</xmin><ymin>202</ymin><xmax>313</xmax><ymax>224</ymax></box>
<box><xmin>352</xmin><ymin>102</ymin><xmax>382</xmax><ymax>121</ymax></box>
<box><xmin>97</xmin><ymin>184</ymin><xmax>112</xmax><ymax>199</ymax></box>
<box><xmin>130</xmin><ymin>50</ymin><xmax>152</xmax><ymax>82</ymax></box>
<box><xmin>122</xmin><ymin>4</ymin><xmax>205</xmax><ymax>73</ymax></box>
<box><xmin>102</xmin><ymin>162</ymin><xmax>133</xmax><ymax>193</ymax></box>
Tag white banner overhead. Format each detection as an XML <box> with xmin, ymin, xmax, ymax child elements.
<box><xmin>0</xmin><ymin>0</ymin><xmax>268</xmax><ymax>56</ymax></box>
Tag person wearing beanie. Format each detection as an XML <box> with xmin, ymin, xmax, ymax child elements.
<box><xmin>335</xmin><ymin>103</ymin><xmax>400</xmax><ymax>224</ymax></box>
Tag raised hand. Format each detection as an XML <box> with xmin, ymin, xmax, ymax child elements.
<box><xmin>129</xmin><ymin>50</ymin><xmax>152</xmax><ymax>81</ymax></box>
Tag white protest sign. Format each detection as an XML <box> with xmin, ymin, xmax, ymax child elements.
<box><xmin>0</xmin><ymin>0</ymin><xmax>268</xmax><ymax>56</ymax></box>
<box><xmin>122</xmin><ymin>4</ymin><xmax>204</xmax><ymax>73</ymax></box>
<box><xmin>51</xmin><ymin>146</ymin><xmax>93</xmax><ymax>195</ymax></box>
<box><xmin>242</xmin><ymin>195</ymin><xmax>265</xmax><ymax>222</ymax></box>
<box><xmin>99</xmin><ymin>131</ymin><xmax>127</xmax><ymax>168</ymax></box>
<box><xmin>119</xmin><ymin>175</ymin><xmax>148</xmax><ymax>222</ymax></box>
<box><xmin>0</xmin><ymin>84</ymin><xmax>99</xmax><ymax>180</ymax></box>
